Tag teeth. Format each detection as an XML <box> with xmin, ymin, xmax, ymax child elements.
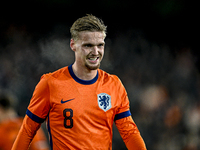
<box><xmin>89</xmin><ymin>58</ymin><xmax>97</xmax><ymax>60</ymax></box>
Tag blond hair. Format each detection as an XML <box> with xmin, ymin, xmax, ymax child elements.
<box><xmin>70</xmin><ymin>14</ymin><xmax>107</xmax><ymax>41</ymax></box>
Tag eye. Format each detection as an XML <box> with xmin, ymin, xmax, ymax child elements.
<box><xmin>84</xmin><ymin>44</ymin><xmax>93</xmax><ymax>48</ymax></box>
<box><xmin>98</xmin><ymin>43</ymin><xmax>105</xmax><ymax>47</ymax></box>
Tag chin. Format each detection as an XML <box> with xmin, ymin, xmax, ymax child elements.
<box><xmin>85</xmin><ymin>63</ymin><xmax>100</xmax><ymax>70</ymax></box>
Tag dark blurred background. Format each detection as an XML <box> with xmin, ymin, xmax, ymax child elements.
<box><xmin>0</xmin><ymin>0</ymin><xmax>200</xmax><ymax>149</ymax></box>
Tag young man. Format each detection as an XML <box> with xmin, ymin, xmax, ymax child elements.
<box><xmin>12</xmin><ymin>14</ymin><xmax>146</xmax><ymax>150</ymax></box>
<box><xmin>0</xmin><ymin>92</ymin><xmax>49</xmax><ymax>150</ymax></box>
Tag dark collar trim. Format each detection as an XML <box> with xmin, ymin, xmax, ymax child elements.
<box><xmin>68</xmin><ymin>64</ymin><xmax>98</xmax><ymax>85</ymax></box>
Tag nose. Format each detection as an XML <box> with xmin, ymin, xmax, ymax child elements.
<box><xmin>91</xmin><ymin>46</ymin><xmax>99</xmax><ymax>55</ymax></box>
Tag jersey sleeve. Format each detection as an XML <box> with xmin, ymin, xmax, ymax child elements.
<box><xmin>115</xmin><ymin>116</ymin><xmax>147</xmax><ymax>150</ymax></box>
<box><xmin>114</xmin><ymin>76</ymin><xmax>131</xmax><ymax>121</ymax></box>
<box><xmin>11</xmin><ymin>115</ymin><xmax>42</xmax><ymax>150</ymax></box>
<box><xmin>12</xmin><ymin>74</ymin><xmax>51</xmax><ymax>150</ymax></box>
<box><xmin>27</xmin><ymin>74</ymin><xmax>51</xmax><ymax>123</ymax></box>
<box><xmin>113</xmin><ymin>77</ymin><xmax>146</xmax><ymax>149</ymax></box>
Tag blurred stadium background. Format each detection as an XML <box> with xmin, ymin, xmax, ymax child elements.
<box><xmin>0</xmin><ymin>0</ymin><xmax>199</xmax><ymax>149</ymax></box>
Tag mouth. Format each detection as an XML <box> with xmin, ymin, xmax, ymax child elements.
<box><xmin>87</xmin><ymin>56</ymin><xmax>100</xmax><ymax>63</ymax></box>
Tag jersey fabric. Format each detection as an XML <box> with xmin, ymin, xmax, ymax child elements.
<box><xmin>0</xmin><ymin>117</ymin><xmax>49</xmax><ymax>150</ymax></box>
<box><xmin>12</xmin><ymin>64</ymin><xmax>146</xmax><ymax>150</ymax></box>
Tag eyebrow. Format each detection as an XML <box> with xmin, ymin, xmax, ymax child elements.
<box><xmin>82</xmin><ymin>42</ymin><xmax>105</xmax><ymax>46</ymax></box>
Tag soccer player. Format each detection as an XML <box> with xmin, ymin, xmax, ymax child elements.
<box><xmin>12</xmin><ymin>14</ymin><xmax>147</xmax><ymax>150</ymax></box>
<box><xmin>0</xmin><ymin>92</ymin><xmax>49</xmax><ymax>150</ymax></box>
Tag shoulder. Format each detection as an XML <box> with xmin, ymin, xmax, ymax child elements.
<box><xmin>40</xmin><ymin>66</ymin><xmax>69</xmax><ymax>81</ymax></box>
<box><xmin>98</xmin><ymin>69</ymin><xmax>122</xmax><ymax>85</ymax></box>
<box><xmin>34</xmin><ymin>66</ymin><xmax>69</xmax><ymax>91</ymax></box>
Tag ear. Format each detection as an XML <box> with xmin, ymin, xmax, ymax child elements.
<box><xmin>70</xmin><ymin>39</ymin><xmax>76</xmax><ymax>52</ymax></box>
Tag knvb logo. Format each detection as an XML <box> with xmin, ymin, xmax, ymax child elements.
<box><xmin>97</xmin><ymin>93</ymin><xmax>111</xmax><ymax>112</ymax></box>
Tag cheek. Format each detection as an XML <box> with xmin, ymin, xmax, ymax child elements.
<box><xmin>76</xmin><ymin>47</ymin><xmax>86</xmax><ymax>56</ymax></box>
<box><xmin>79</xmin><ymin>49</ymin><xmax>88</xmax><ymax>60</ymax></box>
<box><xmin>80</xmin><ymin>47</ymin><xmax>89</xmax><ymax>54</ymax></box>
<box><xmin>100</xmin><ymin>49</ymin><xmax>104</xmax><ymax>57</ymax></box>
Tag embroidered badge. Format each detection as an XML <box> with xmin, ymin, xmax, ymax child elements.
<box><xmin>97</xmin><ymin>93</ymin><xmax>111</xmax><ymax>112</ymax></box>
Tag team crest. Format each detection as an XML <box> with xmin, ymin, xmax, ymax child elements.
<box><xmin>97</xmin><ymin>93</ymin><xmax>111</xmax><ymax>112</ymax></box>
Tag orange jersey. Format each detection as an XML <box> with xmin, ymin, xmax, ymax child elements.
<box><xmin>0</xmin><ymin>118</ymin><xmax>49</xmax><ymax>150</ymax></box>
<box><xmin>25</xmin><ymin>64</ymin><xmax>146</xmax><ymax>149</ymax></box>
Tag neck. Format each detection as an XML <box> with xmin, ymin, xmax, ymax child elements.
<box><xmin>72</xmin><ymin>63</ymin><xmax>97</xmax><ymax>80</ymax></box>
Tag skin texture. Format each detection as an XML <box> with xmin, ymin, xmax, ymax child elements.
<box><xmin>70</xmin><ymin>31</ymin><xmax>105</xmax><ymax>80</ymax></box>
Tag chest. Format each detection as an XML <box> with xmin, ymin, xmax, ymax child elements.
<box><xmin>48</xmin><ymin>80</ymin><xmax>119</xmax><ymax>129</ymax></box>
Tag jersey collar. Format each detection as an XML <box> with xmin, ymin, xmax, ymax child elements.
<box><xmin>68</xmin><ymin>64</ymin><xmax>98</xmax><ymax>85</ymax></box>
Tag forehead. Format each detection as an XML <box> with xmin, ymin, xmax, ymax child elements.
<box><xmin>77</xmin><ymin>31</ymin><xmax>105</xmax><ymax>43</ymax></box>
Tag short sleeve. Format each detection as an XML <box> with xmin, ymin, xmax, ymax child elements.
<box><xmin>27</xmin><ymin>74</ymin><xmax>51</xmax><ymax>123</ymax></box>
<box><xmin>114</xmin><ymin>76</ymin><xmax>131</xmax><ymax>121</ymax></box>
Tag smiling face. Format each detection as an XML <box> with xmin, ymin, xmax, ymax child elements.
<box><xmin>71</xmin><ymin>31</ymin><xmax>105</xmax><ymax>71</ymax></box>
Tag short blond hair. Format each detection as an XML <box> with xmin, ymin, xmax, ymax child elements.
<box><xmin>70</xmin><ymin>14</ymin><xmax>107</xmax><ymax>41</ymax></box>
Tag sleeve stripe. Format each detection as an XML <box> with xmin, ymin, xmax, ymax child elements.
<box><xmin>26</xmin><ymin>109</ymin><xmax>45</xmax><ymax>123</ymax></box>
<box><xmin>114</xmin><ymin>110</ymin><xmax>131</xmax><ymax>121</ymax></box>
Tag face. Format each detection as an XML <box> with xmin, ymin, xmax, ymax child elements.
<box><xmin>71</xmin><ymin>31</ymin><xmax>105</xmax><ymax>70</ymax></box>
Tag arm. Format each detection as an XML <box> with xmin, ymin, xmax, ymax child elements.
<box><xmin>11</xmin><ymin>115</ymin><xmax>41</xmax><ymax>150</ymax></box>
<box><xmin>113</xmin><ymin>77</ymin><xmax>146</xmax><ymax>149</ymax></box>
<box><xmin>12</xmin><ymin>74</ymin><xmax>50</xmax><ymax>150</ymax></box>
<box><xmin>115</xmin><ymin>116</ymin><xmax>147</xmax><ymax>150</ymax></box>
<box><xmin>30</xmin><ymin>126</ymin><xmax>49</xmax><ymax>150</ymax></box>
